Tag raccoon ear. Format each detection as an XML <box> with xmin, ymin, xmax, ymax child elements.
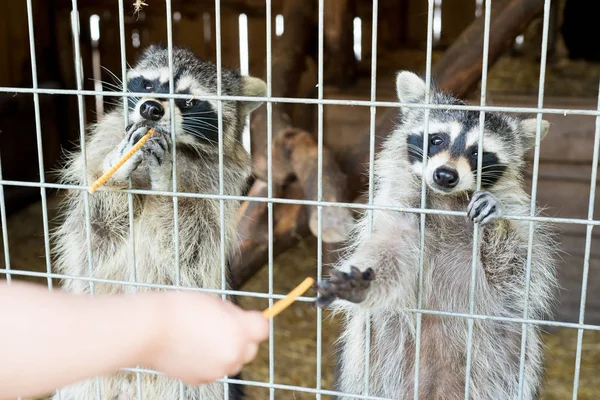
<box><xmin>240</xmin><ymin>76</ymin><xmax>267</xmax><ymax>114</ymax></box>
<box><xmin>395</xmin><ymin>71</ymin><xmax>427</xmax><ymax>104</ymax></box>
<box><xmin>519</xmin><ymin>118</ymin><xmax>550</xmax><ymax>150</ymax></box>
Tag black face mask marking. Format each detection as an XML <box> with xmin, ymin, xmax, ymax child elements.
<box><xmin>126</xmin><ymin>76</ymin><xmax>219</xmax><ymax>144</ymax></box>
<box><xmin>127</xmin><ymin>77</ymin><xmax>171</xmax><ymax>110</ymax></box>
<box><xmin>465</xmin><ymin>145</ymin><xmax>506</xmax><ymax>188</ymax></box>
<box><xmin>406</xmin><ymin>132</ymin><xmax>450</xmax><ymax>164</ymax></box>
<box><xmin>176</xmin><ymin>98</ymin><xmax>219</xmax><ymax>144</ymax></box>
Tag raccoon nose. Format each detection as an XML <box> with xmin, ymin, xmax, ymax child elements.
<box><xmin>140</xmin><ymin>100</ymin><xmax>164</xmax><ymax>121</ymax></box>
<box><xmin>433</xmin><ymin>167</ymin><xmax>459</xmax><ymax>188</ymax></box>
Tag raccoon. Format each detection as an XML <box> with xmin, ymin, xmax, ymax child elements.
<box><xmin>316</xmin><ymin>71</ymin><xmax>558</xmax><ymax>400</ymax></box>
<box><xmin>51</xmin><ymin>45</ymin><xmax>267</xmax><ymax>400</ymax></box>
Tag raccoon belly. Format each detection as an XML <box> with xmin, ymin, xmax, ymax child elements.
<box><xmin>336</xmin><ymin>312</ymin><xmax>465</xmax><ymax>400</ymax></box>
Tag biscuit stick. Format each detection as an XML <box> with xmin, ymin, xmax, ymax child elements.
<box><xmin>262</xmin><ymin>277</ymin><xmax>315</xmax><ymax>319</ymax></box>
<box><xmin>88</xmin><ymin>128</ymin><xmax>155</xmax><ymax>194</ymax></box>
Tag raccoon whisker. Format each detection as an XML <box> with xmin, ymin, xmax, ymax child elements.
<box><xmin>183</xmin><ymin>115</ymin><xmax>219</xmax><ymax>122</ymax></box>
<box><xmin>184</xmin><ymin>117</ymin><xmax>219</xmax><ymax>131</ymax></box>
<box><xmin>183</xmin><ymin>118</ymin><xmax>219</xmax><ymax>128</ymax></box>
<box><xmin>183</xmin><ymin>115</ymin><xmax>218</xmax><ymax>121</ymax></box>
<box><xmin>406</xmin><ymin>144</ymin><xmax>424</xmax><ymax>156</ymax></box>
<box><xmin>480</xmin><ymin>164</ymin><xmax>507</xmax><ymax>170</ymax></box>
<box><xmin>100</xmin><ymin>66</ymin><xmax>124</xmax><ymax>86</ymax></box>
<box><xmin>182</xmin><ymin>127</ymin><xmax>218</xmax><ymax>145</ymax></box>
<box><xmin>185</xmin><ymin>114</ymin><xmax>219</xmax><ymax>121</ymax></box>
<box><xmin>182</xmin><ymin>123</ymin><xmax>219</xmax><ymax>135</ymax></box>
<box><xmin>183</xmin><ymin>111</ymin><xmax>218</xmax><ymax>116</ymax></box>
<box><xmin>95</xmin><ymin>80</ymin><xmax>124</xmax><ymax>93</ymax></box>
<box><xmin>480</xmin><ymin>172</ymin><xmax>505</xmax><ymax>178</ymax></box>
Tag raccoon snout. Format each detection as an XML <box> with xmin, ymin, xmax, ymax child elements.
<box><xmin>433</xmin><ymin>166</ymin><xmax>459</xmax><ymax>189</ymax></box>
<box><xmin>140</xmin><ymin>100</ymin><xmax>165</xmax><ymax>121</ymax></box>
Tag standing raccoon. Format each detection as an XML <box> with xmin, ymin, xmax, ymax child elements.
<box><xmin>51</xmin><ymin>45</ymin><xmax>266</xmax><ymax>400</ymax></box>
<box><xmin>316</xmin><ymin>71</ymin><xmax>558</xmax><ymax>400</ymax></box>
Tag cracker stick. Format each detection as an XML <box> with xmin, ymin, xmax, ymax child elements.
<box><xmin>262</xmin><ymin>277</ymin><xmax>315</xmax><ymax>319</ymax></box>
<box><xmin>88</xmin><ymin>128</ymin><xmax>155</xmax><ymax>194</ymax></box>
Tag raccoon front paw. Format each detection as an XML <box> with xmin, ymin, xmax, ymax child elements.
<box><xmin>315</xmin><ymin>266</ymin><xmax>375</xmax><ymax>308</ymax></box>
<box><xmin>124</xmin><ymin>123</ymin><xmax>150</xmax><ymax>148</ymax></box>
<box><xmin>467</xmin><ymin>191</ymin><xmax>504</xmax><ymax>225</ymax></box>
<box><xmin>141</xmin><ymin>131</ymin><xmax>172</xmax><ymax>167</ymax></box>
<box><xmin>142</xmin><ymin>130</ymin><xmax>173</xmax><ymax>191</ymax></box>
<box><xmin>101</xmin><ymin>124</ymin><xmax>148</xmax><ymax>182</ymax></box>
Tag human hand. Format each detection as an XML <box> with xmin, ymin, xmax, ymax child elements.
<box><xmin>143</xmin><ymin>291</ymin><xmax>269</xmax><ymax>385</ymax></box>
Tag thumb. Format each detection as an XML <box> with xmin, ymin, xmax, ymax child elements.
<box><xmin>240</xmin><ymin>310</ymin><xmax>270</xmax><ymax>342</ymax></box>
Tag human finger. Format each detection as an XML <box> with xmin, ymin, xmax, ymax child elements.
<box><xmin>240</xmin><ymin>311</ymin><xmax>270</xmax><ymax>341</ymax></box>
<box><xmin>242</xmin><ymin>342</ymin><xmax>259</xmax><ymax>364</ymax></box>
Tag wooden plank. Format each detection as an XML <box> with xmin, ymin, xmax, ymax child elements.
<box><xmin>553</xmin><ymin>252</ymin><xmax>600</xmax><ymax>325</ymax></box>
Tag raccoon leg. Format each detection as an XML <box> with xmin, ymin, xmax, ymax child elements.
<box><xmin>467</xmin><ymin>191</ymin><xmax>504</xmax><ymax>225</ymax></box>
<box><xmin>140</xmin><ymin>129</ymin><xmax>173</xmax><ymax>191</ymax></box>
<box><xmin>102</xmin><ymin>123</ymin><xmax>148</xmax><ymax>184</ymax></box>
<box><xmin>315</xmin><ymin>266</ymin><xmax>375</xmax><ymax>308</ymax></box>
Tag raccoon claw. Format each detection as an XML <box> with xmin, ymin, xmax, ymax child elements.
<box><xmin>315</xmin><ymin>266</ymin><xmax>375</xmax><ymax>308</ymax></box>
<box><xmin>467</xmin><ymin>191</ymin><xmax>503</xmax><ymax>225</ymax></box>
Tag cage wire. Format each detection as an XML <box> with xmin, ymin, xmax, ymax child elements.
<box><xmin>0</xmin><ymin>0</ymin><xmax>599</xmax><ymax>399</ymax></box>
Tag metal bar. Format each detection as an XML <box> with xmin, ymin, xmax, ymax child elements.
<box><xmin>2</xmin><ymin>178</ymin><xmax>600</xmax><ymax>227</ymax></box>
<box><xmin>413</xmin><ymin>1</ymin><xmax>435</xmax><ymax>397</ymax></box>
<box><xmin>115</xmin><ymin>0</ymin><xmax>143</xmax><ymax>396</ymax></box>
<box><xmin>212</xmin><ymin>0</ymin><xmax>230</xmax><ymax>397</ymax></box>
<box><xmin>25</xmin><ymin>0</ymin><xmax>53</xmax><ymax>290</ymax></box>
<box><xmin>517</xmin><ymin>1</ymin><xmax>552</xmax><ymax>398</ymax></box>
<box><xmin>163</xmin><ymin>2</ymin><xmax>185</xmax><ymax>397</ymax></box>
<box><xmin>363</xmin><ymin>0</ymin><xmax>379</xmax><ymax>395</ymax></box>
<box><xmin>4</xmin><ymin>265</ymin><xmax>600</xmax><ymax>332</ymax></box>
<box><xmin>69</xmin><ymin>1</ymin><xmax>101</xmax><ymax>398</ymax></box>
<box><xmin>571</xmin><ymin>81</ymin><xmax>600</xmax><ymax>400</ymax></box>
<box><xmin>118</xmin><ymin>369</ymin><xmax>398</xmax><ymax>400</ymax></box>
<box><xmin>265</xmin><ymin>0</ymin><xmax>275</xmax><ymax>398</ymax></box>
<box><xmin>463</xmin><ymin>0</ymin><xmax>493</xmax><ymax>397</ymax></box>
<box><xmin>316</xmin><ymin>0</ymin><xmax>324</xmax><ymax>398</ymax></box>
<box><xmin>0</xmin><ymin>138</ymin><xmax>10</xmax><ymax>284</ymax></box>
<box><xmin>0</xmin><ymin>86</ymin><xmax>598</xmax><ymax>116</ymax></box>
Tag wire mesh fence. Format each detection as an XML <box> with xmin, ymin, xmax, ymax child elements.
<box><xmin>0</xmin><ymin>0</ymin><xmax>600</xmax><ymax>399</ymax></box>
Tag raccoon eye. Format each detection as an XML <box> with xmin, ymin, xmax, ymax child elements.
<box><xmin>143</xmin><ymin>81</ymin><xmax>153</xmax><ymax>91</ymax></box>
<box><xmin>430</xmin><ymin>135</ymin><xmax>444</xmax><ymax>146</ymax></box>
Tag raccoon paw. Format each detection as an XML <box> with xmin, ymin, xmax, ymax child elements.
<box><xmin>142</xmin><ymin>131</ymin><xmax>173</xmax><ymax>191</ymax></box>
<box><xmin>467</xmin><ymin>191</ymin><xmax>504</xmax><ymax>225</ymax></box>
<box><xmin>315</xmin><ymin>266</ymin><xmax>375</xmax><ymax>308</ymax></box>
<box><xmin>124</xmin><ymin>123</ymin><xmax>151</xmax><ymax>147</ymax></box>
<box><xmin>141</xmin><ymin>131</ymin><xmax>172</xmax><ymax>167</ymax></box>
<box><xmin>102</xmin><ymin>124</ymin><xmax>148</xmax><ymax>180</ymax></box>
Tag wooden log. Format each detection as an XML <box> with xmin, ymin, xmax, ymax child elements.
<box><xmin>432</xmin><ymin>0</ymin><xmax>544</xmax><ymax>98</ymax></box>
<box><xmin>275</xmin><ymin>128</ymin><xmax>352</xmax><ymax>243</ymax></box>
<box><xmin>249</xmin><ymin>0</ymin><xmax>317</xmax><ymax>181</ymax></box>
<box><xmin>230</xmin><ymin>179</ymin><xmax>311</xmax><ymax>289</ymax></box>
